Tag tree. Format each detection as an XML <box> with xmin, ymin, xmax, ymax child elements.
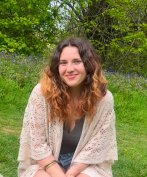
<box><xmin>54</xmin><ymin>0</ymin><xmax>147</xmax><ymax>76</ymax></box>
<box><xmin>0</xmin><ymin>0</ymin><xmax>59</xmax><ymax>54</ymax></box>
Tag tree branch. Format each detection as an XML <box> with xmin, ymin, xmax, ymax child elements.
<box><xmin>64</xmin><ymin>2</ymin><xmax>83</xmax><ymax>22</ymax></box>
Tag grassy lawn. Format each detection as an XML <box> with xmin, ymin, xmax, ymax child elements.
<box><xmin>0</xmin><ymin>108</ymin><xmax>22</xmax><ymax>177</ymax></box>
<box><xmin>0</xmin><ymin>74</ymin><xmax>147</xmax><ymax>177</ymax></box>
<box><xmin>113</xmin><ymin>92</ymin><xmax>147</xmax><ymax>177</ymax></box>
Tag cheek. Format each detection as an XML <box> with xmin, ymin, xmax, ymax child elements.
<box><xmin>58</xmin><ymin>66</ymin><xmax>64</xmax><ymax>77</ymax></box>
<box><xmin>83</xmin><ymin>71</ymin><xmax>87</xmax><ymax>79</ymax></box>
<box><xmin>81</xmin><ymin>65</ymin><xmax>87</xmax><ymax>76</ymax></box>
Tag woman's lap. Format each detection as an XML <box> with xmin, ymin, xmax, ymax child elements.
<box><xmin>58</xmin><ymin>152</ymin><xmax>74</xmax><ymax>171</ymax></box>
<box><xmin>81</xmin><ymin>166</ymin><xmax>100</xmax><ymax>177</ymax></box>
<box><xmin>81</xmin><ymin>165</ymin><xmax>112</xmax><ymax>177</ymax></box>
<box><xmin>19</xmin><ymin>164</ymin><xmax>40</xmax><ymax>177</ymax></box>
<box><xmin>34</xmin><ymin>170</ymin><xmax>50</xmax><ymax>177</ymax></box>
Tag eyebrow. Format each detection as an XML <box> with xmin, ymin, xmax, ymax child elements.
<box><xmin>60</xmin><ymin>58</ymin><xmax>81</xmax><ymax>61</ymax></box>
<box><xmin>73</xmin><ymin>58</ymin><xmax>81</xmax><ymax>60</ymax></box>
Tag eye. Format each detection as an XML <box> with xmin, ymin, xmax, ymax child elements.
<box><xmin>59</xmin><ymin>60</ymin><xmax>67</xmax><ymax>65</ymax></box>
<box><xmin>73</xmin><ymin>59</ymin><xmax>82</xmax><ymax>64</ymax></box>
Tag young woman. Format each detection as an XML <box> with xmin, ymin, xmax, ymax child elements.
<box><xmin>18</xmin><ymin>37</ymin><xmax>118</xmax><ymax>177</ymax></box>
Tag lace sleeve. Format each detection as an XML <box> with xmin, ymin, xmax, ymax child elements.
<box><xmin>19</xmin><ymin>84</ymin><xmax>51</xmax><ymax>161</ymax></box>
<box><xmin>73</xmin><ymin>91</ymin><xmax>118</xmax><ymax>164</ymax></box>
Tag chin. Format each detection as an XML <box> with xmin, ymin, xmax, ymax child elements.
<box><xmin>67</xmin><ymin>83</ymin><xmax>81</xmax><ymax>88</ymax></box>
<box><xmin>66</xmin><ymin>84</ymin><xmax>77</xmax><ymax>88</ymax></box>
<box><xmin>64</xmin><ymin>80</ymin><xmax>83</xmax><ymax>88</ymax></box>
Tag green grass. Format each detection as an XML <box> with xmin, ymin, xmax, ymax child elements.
<box><xmin>0</xmin><ymin>73</ymin><xmax>147</xmax><ymax>177</ymax></box>
<box><xmin>107</xmin><ymin>74</ymin><xmax>147</xmax><ymax>177</ymax></box>
<box><xmin>0</xmin><ymin>77</ymin><xmax>30</xmax><ymax>177</ymax></box>
<box><xmin>112</xmin><ymin>92</ymin><xmax>147</xmax><ymax>177</ymax></box>
<box><xmin>0</xmin><ymin>105</ymin><xmax>23</xmax><ymax>177</ymax></box>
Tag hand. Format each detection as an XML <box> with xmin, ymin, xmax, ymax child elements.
<box><xmin>66</xmin><ymin>163</ymin><xmax>88</xmax><ymax>177</ymax></box>
<box><xmin>66</xmin><ymin>175</ymin><xmax>75</xmax><ymax>177</ymax></box>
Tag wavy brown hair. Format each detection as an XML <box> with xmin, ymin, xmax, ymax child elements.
<box><xmin>40</xmin><ymin>37</ymin><xmax>107</xmax><ymax>123</ymax></box>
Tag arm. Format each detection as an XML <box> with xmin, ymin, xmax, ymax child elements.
<box><xmin>66</xmin><ymin>163</ymin><xmax>88</xmax><ymax>176</ymax></box>
<box><xmin>38</xmin><ymin>155</ymin><xmax>66</xmax><ymax>177</ymax></box>
<box><xmin>26</xmin><ymin>84</ymin><xmax>66</xmax><ymax>177</ymax></box>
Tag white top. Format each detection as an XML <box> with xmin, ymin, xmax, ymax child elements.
<box><xmin>18</xmin><ymin>84</ymin><xmax>118</xmax><ymax>177</ymax></box>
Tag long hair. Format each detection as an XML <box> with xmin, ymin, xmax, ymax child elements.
<box><xmin>40</xmin><ymin>37</ymin><xmax>107</xmax><ymax>122</ymax></box>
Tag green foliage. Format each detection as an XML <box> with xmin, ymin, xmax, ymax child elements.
<box><xmin>0</xmin><ymin>0</ymin><xmax>147</xmax><ymax>75</ymax></box>
<box><xmin>0</xmin><ymin>75</ymin><xmax>30</xmax><ymax>112</ymax></box>
<box><xmin>0</xmin><ymin>0</ymin><xmax>59</xmax><ymax>54</ymax></box>
<box><xmin>56</xmin><ymin>0</ymin><xmax>147</xmax><ymax>76</ymax></box>
<box><xmin>106</xmin><ymin>31</ymin><xmax>147</xmax><ymax>76</ymax></box>
<box><xmin>0</xmin><ymin>53</ymin><xmax>47</xmax><ymax>87</ymax></box>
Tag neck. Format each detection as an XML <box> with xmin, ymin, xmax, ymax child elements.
<box><xmin>68</xmin><ymin>87</ymin><xmax>85</xmax><ymax>120</ymax></box>
<box><xmin>69</xmin><ymin>86</ymin><xmax>82</xmax><ymax>98</ymax></box>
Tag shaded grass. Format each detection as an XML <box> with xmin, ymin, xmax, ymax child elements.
<box><xmin>0</xmin><ymin>108</ymin><xmax>22</xmax><ymax>177</ymax></box>
<box><xmin>0</xmin><ymin>77</ymin><xmax>28</xmax><ymax>177</ymax></box>
<box><xmin>0</xmin><ymin>73</ymin><xmax>147</xmax><ymax>177</ymax></box>
<box><xmin>0</xmin><ymin>132</ymin><xmax>19</xmax><ymax>177</ymax></box>
<box><xmin>113</xmin><ymin>122</ymin><xmax>147</xmax><ymax>177</ymax></box>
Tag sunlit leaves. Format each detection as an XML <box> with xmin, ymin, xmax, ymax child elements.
<box><xmin>0</xmin><ymin>0</ymin><xmax>59</xmax><ymax>55</ymax></box>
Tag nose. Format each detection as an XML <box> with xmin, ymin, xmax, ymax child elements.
<box><xmin>66</xmin><ymin>63</ymin><xmax>74</xmax><ymax>72</ymax></box>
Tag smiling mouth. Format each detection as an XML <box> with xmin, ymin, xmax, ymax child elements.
<box><xmin>66</xmin><ymin>74</ymin><xmax>78</xmax><ymax>79</ymax></box>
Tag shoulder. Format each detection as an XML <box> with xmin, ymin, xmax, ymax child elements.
<box><xmin>30</xmin><ymin>83</ymin><xmax>42</xmax><ymax>96</ymax></box>
<box><xmin>98</xmin><ymin>90</ymin><xmax>114</xmax><ymax>108</ymax></box>
<box><xmin>103</xmin><ymin>90</ymin><xmax>114</xmax><ymax>102</ymax></box>
<box><xmin>29</xmin><ymin>83</ymin><xmax>45</xmax><ymax>101</ymax></box>
<box><xmin>31</xmin><ymin>83</ymin><xmax>41</xmax><ymax>93</ymax></box>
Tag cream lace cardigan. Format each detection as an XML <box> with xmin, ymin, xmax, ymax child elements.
<box><xmin>18</xmin><ymin>84</ymin><xmax>118</xmax><ymax>177</ymax></box>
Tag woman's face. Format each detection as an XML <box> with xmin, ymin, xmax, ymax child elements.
<box><xmin>58</xmin><ymin>46</ymin><xmax>86</xmax><ymax>89</ymax></box>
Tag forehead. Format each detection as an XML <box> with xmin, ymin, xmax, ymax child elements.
<box><xmin>60</xmin><ymin>46</ymin><xmax>80</xmax><ymax>59</ymax></box>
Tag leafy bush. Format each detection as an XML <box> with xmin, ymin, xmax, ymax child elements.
<box><xmin>0</xmin><ymin>0</ymin><xmax>59</xmax><ymax>55</ymax></box>
<box><xmin>56</xmin><ymin>0</ymin><xmax>147</xmax><ymax>77</ymax></box>
<box><xmin>0</xmin><ymin>53</ymin><xmax>47</xmax><ymax>87</ymax></box>
<box><xmin>0</xmin><ymin>53</ymin><xmax>48</xmax><ymax>112</ymax></box>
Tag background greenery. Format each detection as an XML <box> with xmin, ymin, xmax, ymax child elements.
<box><xmin>0</xmin><ymin>0</ymin><xmax>147</xmax><ymax>76</ymax></box>
<box><xmin>0</xmin><ymin>0</ymin><xmax>147</xmax><ymax>177</ymax></box>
